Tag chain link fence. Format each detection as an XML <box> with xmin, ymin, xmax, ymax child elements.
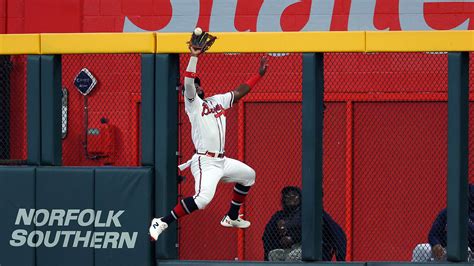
<box><xmin>0</xmin><ymin>55</ymin><xmax>27</xmax><ymax>165</ymax></box>
<box><xmin>1</xmin><ymin>50</ymin><xmax>471</xmax><ymax>262</ymax></box>
<box><xmin>177</xmin><ymin>53</ymin><xmax>303</xmax><ymax>261</ymax></box>
<box><xmin>325</xmin><ymin>52</ymin><xmax>448</xmax><ymax>262</ymax></box>
<box><xmin>61</xmin><ymin>54</ymin><xmax>142</xmax><ymax>166</ymax></box>
<box><xmin>468</xmin><ymin>52</ymin><xmax>474</xmax><ymax>263</ymax></box>
<box><xmin>175</xmin><ymin>52</ymin><xmax>474</xmax><ymax>262</ymax></box>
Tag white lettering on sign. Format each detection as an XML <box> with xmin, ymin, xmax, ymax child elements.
<box><xmin>10</xmin><ymin>209</ymin><xmax>137</xmax><ymax>249</ymax></box>
<box><xmin>122</xmin><ymin>0</ymin><xmax>473</xmax><ymax>32</ymax></box>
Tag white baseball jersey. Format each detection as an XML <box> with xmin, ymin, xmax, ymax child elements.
<box><xmin>177</xmin><ymin>56</ymin><xmax>256</xmax><ymax>210</ymax></box>
<box><xmin>184</xmin><ymin>91</ymin><xmax>234</xmax><ymax>153</ymax></box>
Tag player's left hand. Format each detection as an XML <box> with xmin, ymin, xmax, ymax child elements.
<box><xmin>259</xmin><ymin>56</ymin><xmax>268</xmax><ymax>77</ymax></box>
<box><xmin>188</xmin><ymin>30</ymin><xmax>217</xmax><ymax>54</ymax></box>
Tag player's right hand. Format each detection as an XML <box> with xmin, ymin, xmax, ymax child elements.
<box><xmin>189</xmin><ymin>46</ymin><xmax>202</xmax><ymax>57</ymax></box>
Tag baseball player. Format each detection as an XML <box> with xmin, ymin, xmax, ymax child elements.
<box><xmin>149</xmin><ymin>44</ymin><xmax>268</xmax><ymax>241</ymax></box>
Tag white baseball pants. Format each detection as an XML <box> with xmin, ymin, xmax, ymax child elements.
<box><xmin>188</xmin><ymin>154</ymin><xmax>256</xmax><ymax>210</ymax></box>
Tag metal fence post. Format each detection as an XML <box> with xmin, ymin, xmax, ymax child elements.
<box><xmin>27</xmin><ymin>55</ymin><xmax>41</xmax><ymax>165</ymax></box>
<box><xmin>155</xmin><ymin>53</ymin><xmax>179</xmax><ymax>259</ymax></box>
<box><xmin>302</xmin><ymin>53</ymin><xmax>324</xmax><ymax>261</ymax></box>
<box><xmin>447</xmin><ymin>52</ymin><xmax>469</xmax><ymax>262</ymax></box>
<box><xmin>141</xmin><ymin>54</ymin><xmax>155</xmax><ymax>166</ymax></box>
<box><xmin>40</xmin><ymin>55</ymin><xmax>62</xmax><ymax>166</ymax></box>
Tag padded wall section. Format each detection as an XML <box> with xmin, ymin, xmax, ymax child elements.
<box><xmin>94</xmin><ymin>167</ymin><xmax>153</xmax><ymax>266</ymax></box>
<box><xmin>36</xmin><ymin>168</ymin><xmax>94</xmax><ymax>266</ymax></box>
<box><xmin>0</xmin><ymin>167</ymin><xmax>36</xmax><ymax>266</ymax></box>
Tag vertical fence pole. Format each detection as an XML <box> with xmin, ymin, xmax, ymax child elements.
<box><xmin>155</xmin><ymin>54</ymin><xmax>179</xmax><ymax>260</ymax></box>
<box><xmin>447</xmin><ymin>52</ymin><xmax>469</xmax><ymax>262</ymax></box>
<box><xmin>345</xmin><ymin>101</ymin><xmax>354</xmax><ymax>261</ymax></box>
<box><xmin>237</xmin><ymin>100</ymin><xmax>245</xmax><ymax>260</ymax></box>
<box><xmin>141</xmin><ymin>54</ymin><xmax>155</xmax><ymax>166</ymax></box>
<box><xmin>142</xmin><ymin>53</ymin><xmax>156</xmax><ymax>264</ymax></box>
<box><xmin>302</xmin><ymin>53</ymin><xmax>324</xmax><ymax>261</ymax></box>
<box><xmin>0</xmin><ymin>55</ymin><xmax>11</xmax><ymax>160</ymax></box>
<box><xmin>27</xmin><ymin>55</ymin><xmax>41</xmax><ymax>165</ymax></box>
<box><xmin>40</xmin><ymin>55</ymin><xmax>62</xmax><ymax>166</ymax></box>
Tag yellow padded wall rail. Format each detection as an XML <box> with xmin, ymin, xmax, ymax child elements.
<box><xmin>366</xmin><ymin>31</ymin><xmax>474</xmax><ymax>52</ymax></box>
<box><xmin>0</xmin><ymin>34</ymin><xmax>41</xmax><ymax>55</ymax></box>
<box><xmin>0</xmin><ymin>31</ymin><xmax>473</xmax><ymax>54</ymax></box>
<box><xmin>156</xmin><ymin>31</ymin><xmax>366</xmax><ymax>53</ymax></box>
<box><xmin>40</xmin><ymin>33</ymin><xmax>155</xmax><ymax>54</ymax></box>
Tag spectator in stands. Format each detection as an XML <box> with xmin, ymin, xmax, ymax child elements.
<box><xmin>262</xmin><ymin>186</ymin><xmax>347</xmax><ymax>261</ymax></box>
<box><xmin>412</xmin><ymin>184</ymin><xmax>474</xmax><ymax>262</ymax></box>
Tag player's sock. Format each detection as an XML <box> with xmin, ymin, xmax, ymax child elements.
<box><xmin>162</xmin><ymin>197</ymin><xmax>199</xmax><ymax>225</ymax></box>
<box><xmin>227</xmin><ymin>183</ymin><xmax>251</xmax><ymax>220</ymax></box>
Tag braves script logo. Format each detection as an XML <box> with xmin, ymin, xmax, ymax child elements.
<box><xmin>123</xmin><ymin>0</ymin><xmax>474</xmax><ymax>32</ymax></box>
<box><xmin>202</xmin><ymin>103</ymin><xmax>225</xmax><ymax>118</ymax></box>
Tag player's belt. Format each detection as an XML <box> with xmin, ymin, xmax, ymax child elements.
<box><xmin>197</xmin><ymin>151</ymin><xmax>225</xmax><ymax>158</ymax></box>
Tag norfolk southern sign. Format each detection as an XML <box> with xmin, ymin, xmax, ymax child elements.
<box><xmin>9</xmin><ymin>208</ymin><xmax>138</xmax><ymax>249</ymax></box>
<box><xmin>74</xmin><ymin>68</ymin><xmax>97</xmax><ymax>96</ymax></box>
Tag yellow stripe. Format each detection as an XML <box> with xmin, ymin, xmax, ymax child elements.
<box><xmin>366</xmin><ymin>31</ymin><xmax>474</xmax><ymax>52</ymax></box>
<box><xmin>0</xmin><ymin>34</ymin><xmax>40</xmax><ymax>55</ymax></box>
<box><xmin>0</xmin><ymin>31</ymin><xmax>472</xmax><ymax>54</ymax></box>
<box><xmin>41</xmin><ymin>33</ymin><xmax>155</xmax><ymax>54</ymax></box>
<box><xmin>156</xmin><ymin>32</ymin><xmax>366</xmax><ymax>53</ymax></box>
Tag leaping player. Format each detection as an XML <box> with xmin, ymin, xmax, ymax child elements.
<box><xmin>149</xmin><ymin>41</ymin><xmax>268</xmax><ymax>242</ymax></box>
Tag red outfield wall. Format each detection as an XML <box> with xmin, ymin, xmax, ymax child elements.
<box><xmin>3</xmin><ymin>0</ymin><xmax>474</xmax><ymax>262</ymax></box>
<box><xmin>1</xmin><ymin>0</ymin><xmax>474</xmax><ymax>33</ymax></box>
<box><xmin>175</xmin><ymin>52</ymin><xmax>474</xmax><ymax>261</ymax></box>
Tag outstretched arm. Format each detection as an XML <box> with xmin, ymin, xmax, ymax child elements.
<box><xmin>233</xmin><ymin>56</ymin><xmax>268</xmax><ymax>103</ymax></box>
<box><xmin>184</xmin><ymin>47</ymin><xmax>202</xmax><ymax>100</ymax></box>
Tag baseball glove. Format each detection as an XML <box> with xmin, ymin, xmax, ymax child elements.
<box><xmin>188</xmin><ymin>31</ymin><xmax>217</xmax><ymax>53</ymax></box>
